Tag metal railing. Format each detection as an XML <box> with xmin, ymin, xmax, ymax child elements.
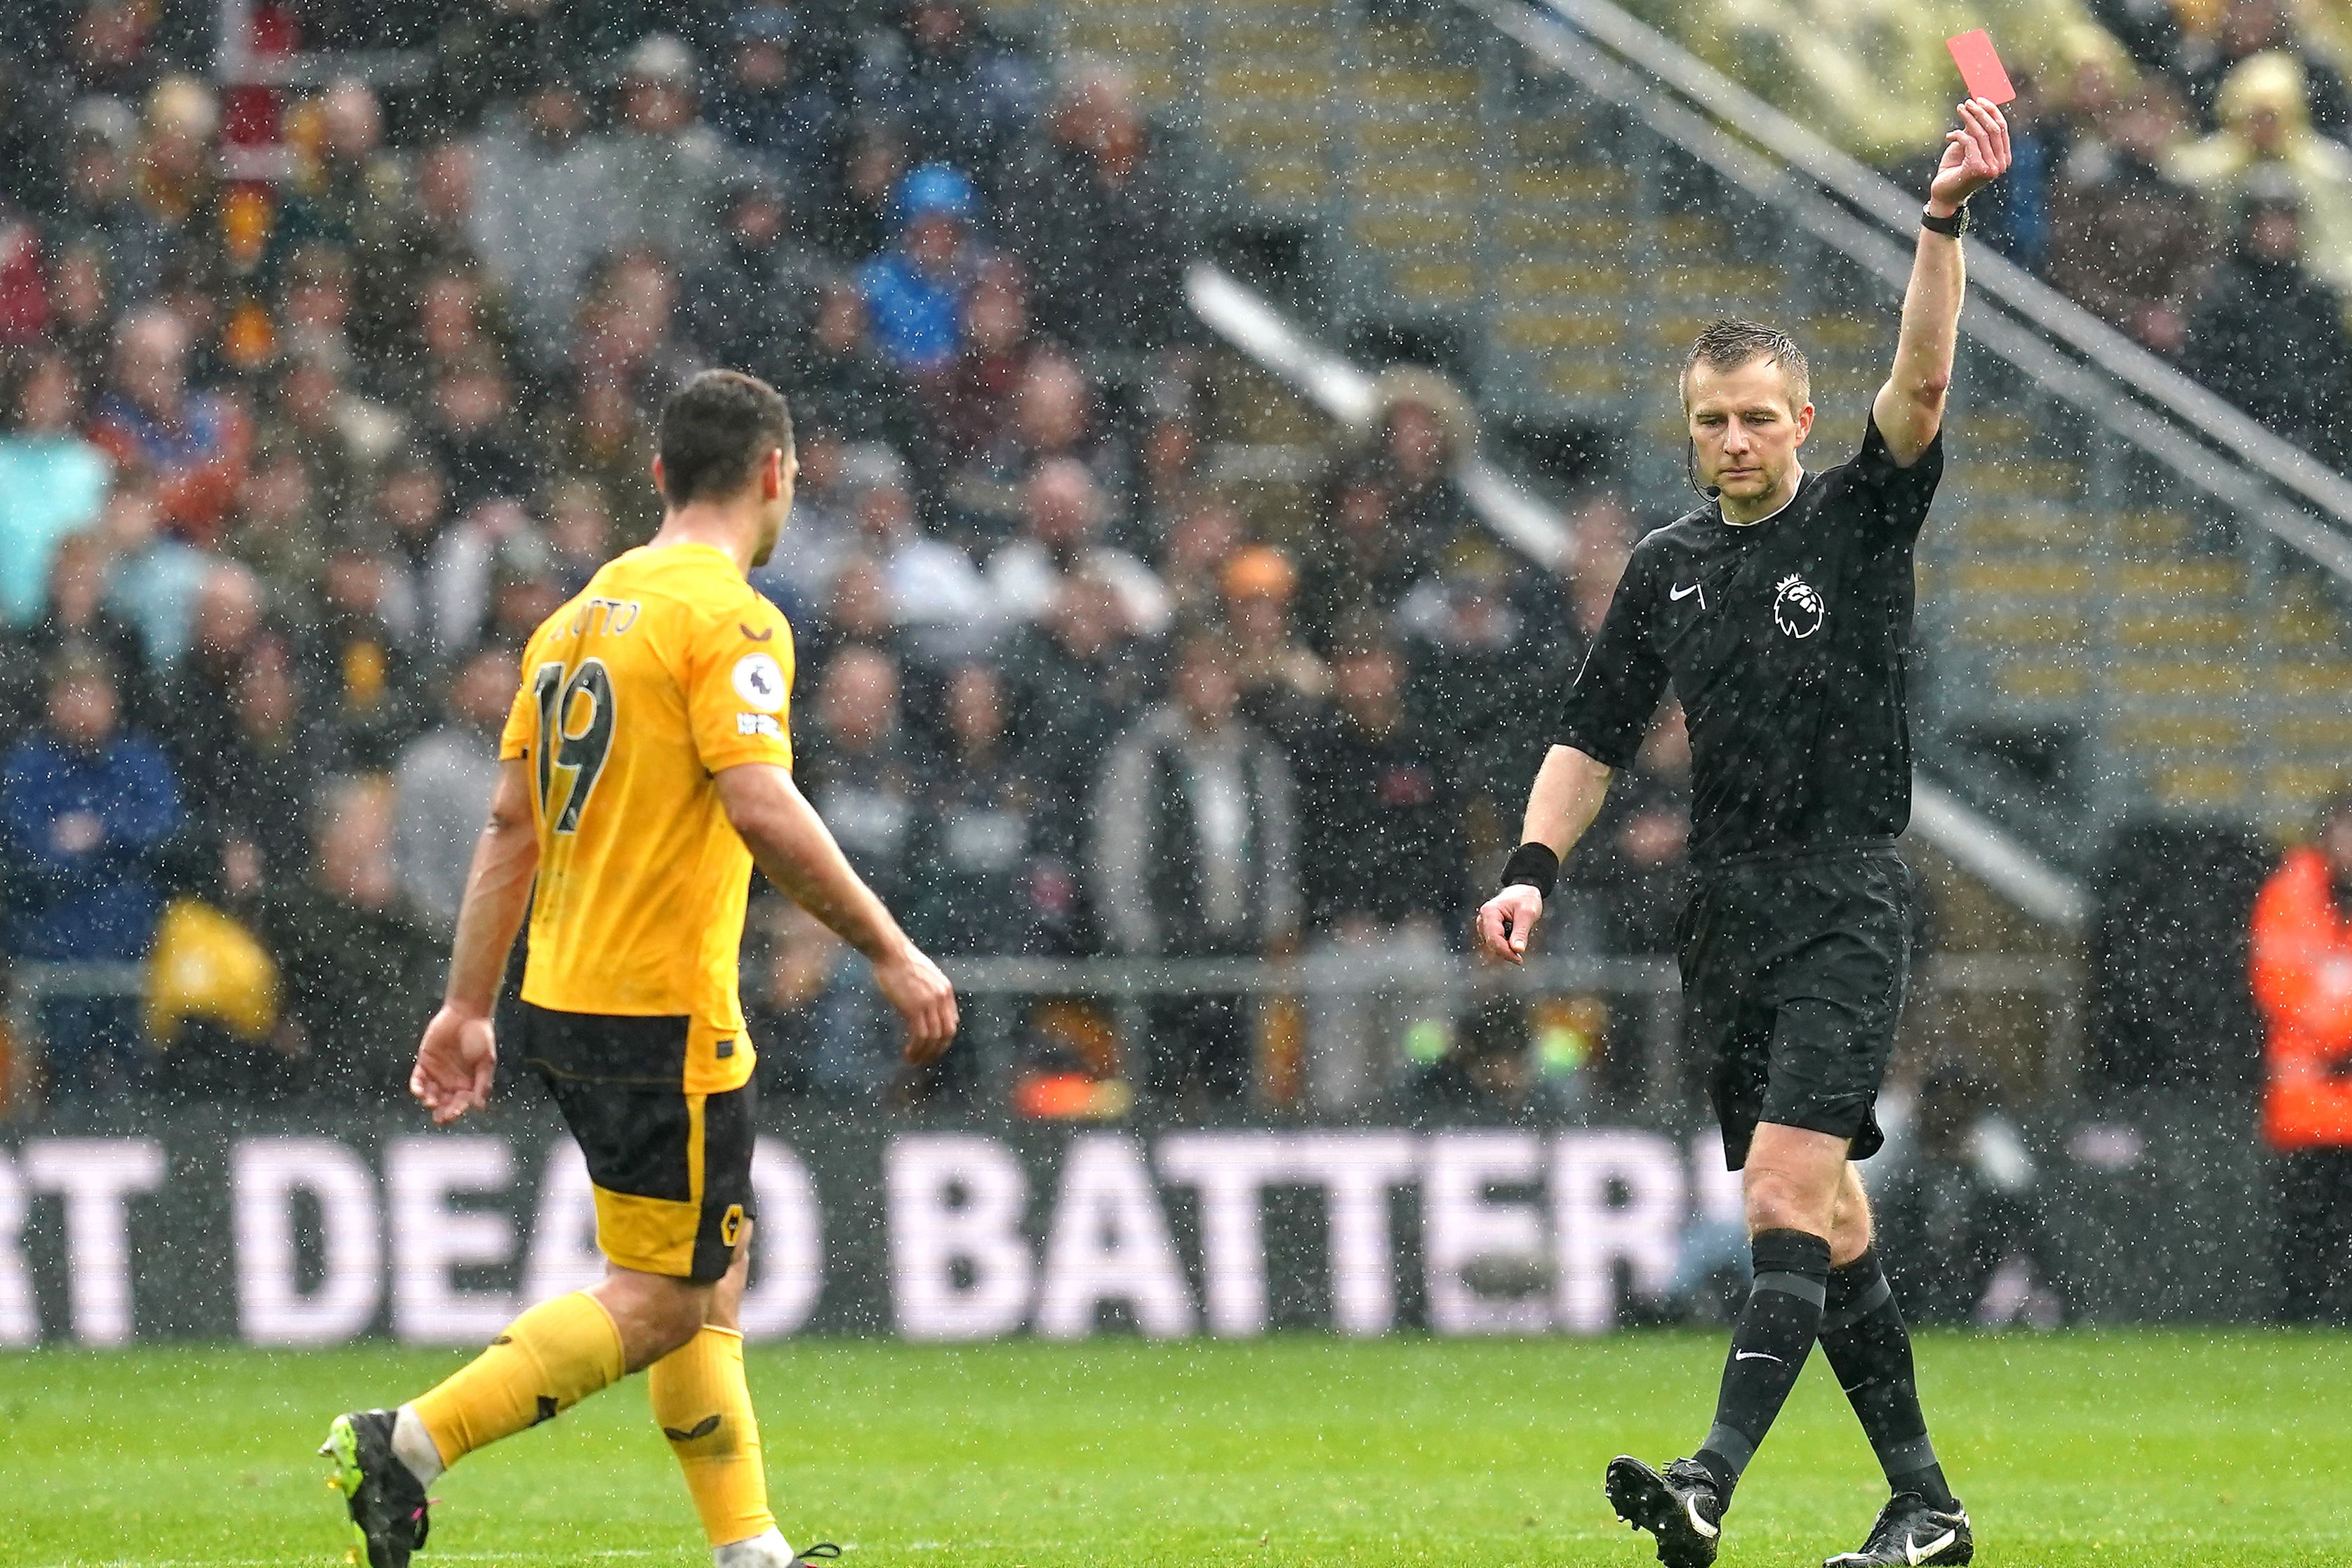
<box><xmin>4</xmin><ymin>962</ymin><xmax>148</xmax><ymax>1115</ymax></box>
<box><xmin>4</xmin><ymin>950</ymin><xmax>2078</xmax><ymax>1119</ymax></box>
<box><xmin>1188</xmin><ymin>262</ymin><xmax>1572</xmax><ymax>565</ymax></box>
<box><xmin>213</xmin><ymin>0</ymin><xmax>434</xmax><ymax>88</ymax></box>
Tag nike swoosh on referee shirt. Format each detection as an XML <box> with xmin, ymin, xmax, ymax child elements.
<box><xmin>1670</xmin><ymin>583</ymin><xmax>1705</xmax><ymax>602</ymax></box>
<box><xmin>1734</xmin><ymin>1350</ymin><xmax>1783</xmax><ymax>1363</ymax></box>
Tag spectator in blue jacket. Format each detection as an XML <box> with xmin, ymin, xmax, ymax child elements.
<box><xmin>856</xmin><ymin>163</ymin><xmax>984</xmax><ymax>375</ymax></box>
<box><xmin>2</xmin><ymin>651</ymin><xmax>181</xmax><ymax>1101</ymax></box>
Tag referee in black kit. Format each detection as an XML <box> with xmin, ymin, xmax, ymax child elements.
<box><xmin>1476</xmin><ymin>102</ymin><xmax>2011</xmax><ymax>1568</ymax></box>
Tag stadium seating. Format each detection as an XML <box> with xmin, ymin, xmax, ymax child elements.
<box><xmin>997</xmin><ymin>0</ymin><xmax>2352</xmax><ymax>833</ymax></box>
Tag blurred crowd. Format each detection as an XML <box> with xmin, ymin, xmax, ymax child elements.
<box><xmin>0</xmin><ymin>1</ymin><xmax>1692</xmax><ymax>1117</ymax></box>
<box><xmin>1656</xmin><ymin>0</ymin><xmax>2352</xmax><ymax>467</ymax></box>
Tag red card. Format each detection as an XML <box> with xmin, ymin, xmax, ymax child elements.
<box><xmin>1946</xmin><ymin>29</ymin><xmax>2017</xmax><ymax>105</ymax></box>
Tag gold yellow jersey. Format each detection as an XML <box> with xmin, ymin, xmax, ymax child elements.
<box><xmin>499</xmin><ymin>543</ymin><xmax>795</xmax><ymax>1092</ymax></box>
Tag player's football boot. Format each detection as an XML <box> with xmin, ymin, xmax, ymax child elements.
<box><xmin>1822</xmin><ymin>1492</ymin><xmax>1972</xmax><ymax>1567</ymax></box>
<box><xmin>1604</xmin><ymin>1454</ymin><xmax>1722</xmax><ymax>1568</ymax></box>
<box><xmin>715</xmin><ymin>1536</ymin><xmax>842</xmax><ymax>1568</ymax></box>
<box><xmin>319</xmin><ymin>1409</ymin><xmax>432</xmax><ymax>1568</ymax></box>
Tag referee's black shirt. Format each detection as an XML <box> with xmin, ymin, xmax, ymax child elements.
<box><xmin>1555</xmin><ymin>416</ymin><xmax>1942</xmax><ymax>865</ymax></box>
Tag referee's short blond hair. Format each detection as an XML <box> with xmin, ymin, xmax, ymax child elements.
<box><xmin>1681</xmin><ymin>319</ymin><xmax>1810</xmax><ymax>411</ymax></box>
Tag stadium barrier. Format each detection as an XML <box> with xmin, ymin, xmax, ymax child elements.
<box><xmin>4</xmin><ymin>950</ymin><xmax>2079</xmax><ymax>1119</ymax></box>
<box><xmin>0</xmin><ymin>1093</ymin><xmax>2278</xmax><ymax>1346</ymax></box>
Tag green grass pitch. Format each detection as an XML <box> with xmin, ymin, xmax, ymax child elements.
<box><xmin>1</xmin><ymin>1331</ymin><xmax>2342</xmax><ymax>1567</ymax></box>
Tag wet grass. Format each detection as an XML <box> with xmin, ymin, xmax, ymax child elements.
<box><xmin>1</xmin><ymin>1331</ymin><xmax>2343</xmax><ymax>1567</ymax></box>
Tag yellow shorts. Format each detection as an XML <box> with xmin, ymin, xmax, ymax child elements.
<box><xmin>518</xmin><ymin>1004</ymin><xmax>756</xmax><ymax>1282</ymax></box>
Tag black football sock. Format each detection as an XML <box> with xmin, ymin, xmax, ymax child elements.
<box><xmin>1693</xmin><ymin>1228</ymin><xmax>1832</xmax><ymax>1503</ymax></box>
<box><xmin>1819</xmin><ymin>1249</ymin><xmax>1957</xmax><ymax>1510</ymax></box>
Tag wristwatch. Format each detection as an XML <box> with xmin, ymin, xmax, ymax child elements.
<box><xmin>1920</xmin><ymin>202</ymin><xmax>1971</xmax><ymax>237</ymax></box>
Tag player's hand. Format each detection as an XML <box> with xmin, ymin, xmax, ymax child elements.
<box><xmin>411</xmin><ymin>1005</ymin><xmax>497</xmax><ymax>1124</ymax></box>
<box><xmin>1929</xmin><ymin>98</ymin><xmax>2012</xmax><ymax>215</ymax></box>
<box><xmin>1475</xmin><ymin>885</ymin><xmax>1543</xmax><ymax>966</ymax></box>
<box><xmin>875</xmin><ymin>941</ymin><xmax>959</xmax><ymax>1064</ymax></box>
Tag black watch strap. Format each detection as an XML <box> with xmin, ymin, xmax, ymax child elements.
<box><xmin>1920</xmin><ymin>203</ymin><xmax>1971</xmax><ymax>237</ymax></box>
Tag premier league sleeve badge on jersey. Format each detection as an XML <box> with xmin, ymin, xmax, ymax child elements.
<box><xmin>1773</xmin><ymin>574</ymin><xmax>1826</xmax><ymax>639</ymax></box>
<box><xmin>732</xmin><ymin>651</ymin><xmax>788</xmax><ymax>712</ymax></box>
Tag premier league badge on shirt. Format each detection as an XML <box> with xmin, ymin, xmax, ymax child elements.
<box><xmin>1773</xmin><ymin>573</ymin><xmax>1826</xmax><ymax>639</ymax></box>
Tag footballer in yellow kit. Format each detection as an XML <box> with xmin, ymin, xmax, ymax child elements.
<box><xmin>501</xmin><ymin>542</ymin><xmax>795</xmax><ymax>1280</ymax></box>
<box><xmin>323</xmin><ymin>371</ymin><xmax>957</xmax><ymax>1568</ymax></box>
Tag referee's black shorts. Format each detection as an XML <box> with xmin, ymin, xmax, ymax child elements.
<box><xmin>1674</xmin><ymin>842</ymin><xmax>1917</xmax><ymax>1171</ymax></box>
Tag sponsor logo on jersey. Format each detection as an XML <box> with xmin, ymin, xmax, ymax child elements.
<box><xmin>1772</xmin><ymin>573</ymin><xmax>1826</xmax><ymax>638</ymax></box>
<box><xmin>736</xmin><ymin>712</ymin><xmax>782</xmax><ymax>738</ymax></box>
<box><xmin>732</xmin><ymin>652</ymin><xmax>788</xmax><ymax>712</ymax></box>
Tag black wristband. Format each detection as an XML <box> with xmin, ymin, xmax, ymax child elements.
<box><xmin>1920</xmin><ymin>202</ymin><xmax>1970</xmax><ymax>237</ymax></box>
<box><xmin>1500</xmin><ymin>842</ymin><xmax>1560</xmax><ymax>899</ymax></box>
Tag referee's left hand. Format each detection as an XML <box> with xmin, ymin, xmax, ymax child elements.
<box><xmin>1475</xmin><ymin>886</ymin><xmax>1544</xmax><ymax>965</ymax></box>
<box><xmin>1929</xmin><ymin>97</ymin><xmax>2012</xmax><ymax>213</ymax></box>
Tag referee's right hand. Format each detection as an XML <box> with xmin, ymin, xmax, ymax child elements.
<box><xmin>1475</xmin><ymin>886</ymin><xmax>1543</xmax><ymax>965</ymax></box>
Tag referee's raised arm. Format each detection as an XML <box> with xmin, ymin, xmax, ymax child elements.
<box><xmin>1873</xmin><ymin>98</ymin><xmax>2012</xmax><ymax>465</ymax></box>
<box><xmin>1474</xmin><ymin>744</ymin><xmax>1616</xmax><ymax>963</ymax></box>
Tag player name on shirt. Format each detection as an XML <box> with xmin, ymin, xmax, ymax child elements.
<box><xmin>1555</xmin><ymin>417</ymin><xmax>1943</xmax><ymax>864</ymax></box>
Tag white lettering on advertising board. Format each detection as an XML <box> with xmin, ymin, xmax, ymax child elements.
<box><xmin>1156</xmin><ymin>1133</ymin><xmax>1294</xmax><ymax>1338</ymax></box>
<box><xmin>1424</xmin><ymin>1131</ymin><xmax>1553</xmax><ymax>1335</ymax></box>
<box><xmin>3</xmin><ymin>1129</ymin><xmax>1710</xmax><ymax>1343</ymax></box>
<box><xmin>234</xmin><ymin>1137</ymin><xmax>384</xmax><ymax>1346</ymax></box>
<box><xmin>1292</xmin><ymin>1131</ymin><xmax>1420</xmax><ymax>1336</ymax></box>
<box><xmin>24</xmin><ymin>1138</ymin><xmax>164</xmax><ymax>1346</ymax></box>
<box><xmin>388</xmin><ymin>1136</ymin><xmax>517</xmax><ymax>1344</ymax></box>
<box><xmin>887</xmin><ymin>1134</ymin><xmax>1034</xmax><ymax>1341</ymax></box>
<box><xmin>1036</xmin><ymin>1134</ymin><xmax>1195</xmax><ymax>1338</ymax></box>
<box><xmin>737</xmin><ymin>1137</ymin><xmax>824</xmax><ymax>1338</ymax></box>
<box><xmin>0</xmin><ymin>1150</ymin><xmax>35</xmax><ymax>1346</ymax></box>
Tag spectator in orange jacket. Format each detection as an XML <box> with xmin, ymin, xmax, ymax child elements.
<box><xmin>2251</xmin><ymin>792</ymin><xmax>2352</xmax><ymax>1322</ymax></box>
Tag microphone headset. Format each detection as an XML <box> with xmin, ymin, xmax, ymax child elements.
<box><xmin>1686</xmin><ymin>439</ymin><xmax>1721</xmax><ymax>501</ymax></box>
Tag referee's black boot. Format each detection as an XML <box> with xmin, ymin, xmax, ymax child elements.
<box><xmin>1604</xmin><ymin>1454</ymin><xmax>1722</xmax><ymax>1568</ymax></box>
<box><xmin>1822</xmin><ymin>1491</ymin><xmax>1972</xmax><ymax>1567</ymax></box>
<box><xmin>320</xmin><ymin>1409</ymin><xmax>432</xmax><ymax>1567</ymax></box>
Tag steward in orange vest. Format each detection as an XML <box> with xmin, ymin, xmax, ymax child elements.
<box><xmin>2252</xmin><ymin>834</ymin><xmax>2352</xmax><ymax>1151</ymax></box>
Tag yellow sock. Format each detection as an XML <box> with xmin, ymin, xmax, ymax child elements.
<box><xmin>411</xmin><ymin>1291</ymin><xmax>625</xmax><ymax>1468</ymax></box>
<box><xmin>649</xmin><ymin>1326</ymin><xmax>776</xmax><ymax>1548</ymax></box>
